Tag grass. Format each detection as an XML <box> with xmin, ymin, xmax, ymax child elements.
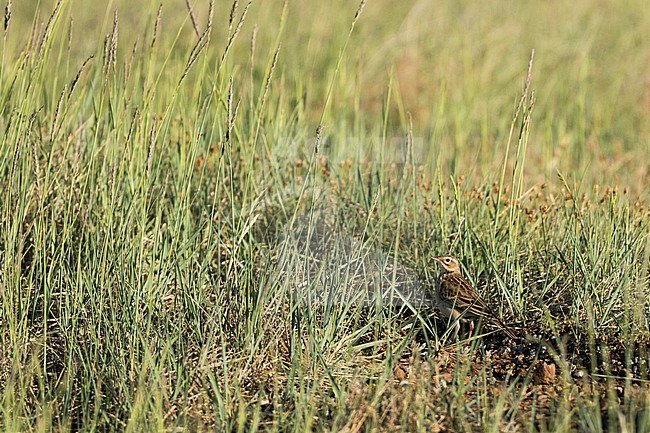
<box><xmin>1</xmin><ymin>0</ymin><xmax>649</xmax><ymax>431</ymax></box>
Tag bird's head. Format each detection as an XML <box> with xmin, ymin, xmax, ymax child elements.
<box><xmin>433</xmin><ymin>255</ymin><xmax>461</xmax><ymax>274</ymax></box>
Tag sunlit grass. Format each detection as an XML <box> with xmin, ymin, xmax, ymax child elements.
<box><xmin>1</xmin><ymin>0</ymin><xmax>649</xmax><ymax>431</ymax></box>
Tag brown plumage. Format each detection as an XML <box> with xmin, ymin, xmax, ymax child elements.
<box><xmin>433</xmin><ymin>254</ymin><xmax>517</xmax><ymax>339</ymax></box>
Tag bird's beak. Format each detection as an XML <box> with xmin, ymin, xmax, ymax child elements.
<box><xmin>432</xmin><ymin>257</ymin><xmax>443</xmax><ymax>264</ymax></box>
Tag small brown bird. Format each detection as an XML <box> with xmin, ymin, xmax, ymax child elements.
<box><xmin>433</xmin><ymin>254</ymin><xmax>517</xmax><ymax>339</ymax></box>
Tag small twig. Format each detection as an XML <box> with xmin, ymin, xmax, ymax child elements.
<box><xmin>146</xmin><ymin>120</ymin><xmax>156</xmax><ymax>179</ymax></box>
<box><xmin>151</xmin><ymin>3</ymin><xmax>162</xmax><ymax>48</ymax></box>
<box><xmin>4</xmin><ymin>0</ymin><xmax>11</xmax><ymax>32</ymax></box>
<box><xmin>184</xmin><ymin>0</ymin><xmax>200</xmax><ymax>38</ymax></box>
<box><xmin>50</xmin><ymin>84</ymin><xmax>66</xmax><ymax>142</ymax></box>
<box><xmin>67</xmin><ymin>55</ymin><xmax>93</xmax><ymax>102</ymax></box>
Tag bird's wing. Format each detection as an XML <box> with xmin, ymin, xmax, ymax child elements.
<box><xmin>439</xmin><ymin>273</ymin><xmax>518</xmax><ymax>337</ymax></box>
<box><xmin>439</xmin><ymin>273</ymin><xmax>492</xmax><ymax>318</ymax></box>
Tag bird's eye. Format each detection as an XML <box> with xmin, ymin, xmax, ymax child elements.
<box><xmin>444</xmin><ymin>257</ymin><xmax>451</xmax><ymax>263</ymax></box>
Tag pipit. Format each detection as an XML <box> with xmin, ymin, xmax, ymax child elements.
<box><xmin>433</xmin><ymin>254</ymin><xmax>517</xmax><ymax>339</ymax></box>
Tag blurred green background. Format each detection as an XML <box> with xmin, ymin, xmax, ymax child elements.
<box><xmin>7</xmin><ymin>0</ymin><xmax>650</xmax><ymax>195</ymax></box>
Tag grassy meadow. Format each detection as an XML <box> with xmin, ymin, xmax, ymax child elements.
<box><xmin>1</xmin><ymin>0</ymin><xmax>649</xmax><ymax>431</ymax></box>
